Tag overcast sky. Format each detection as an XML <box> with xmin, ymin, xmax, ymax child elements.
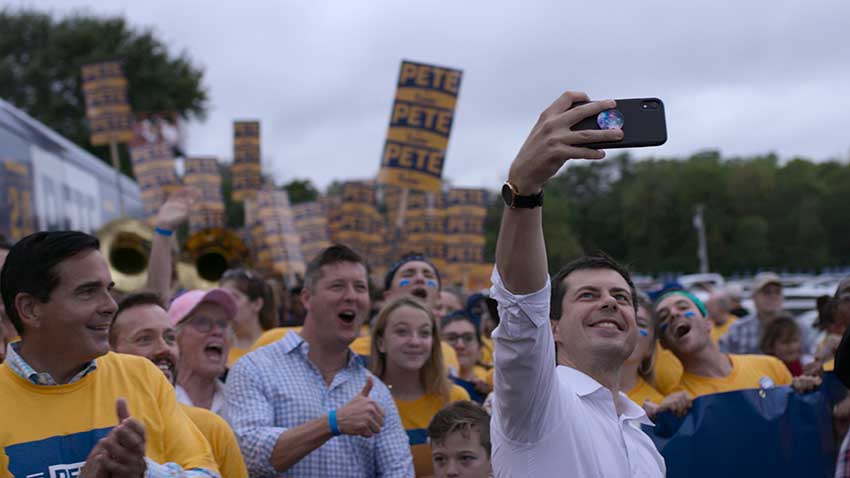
<box><xmin>23</xmin><ymin>0</ymin><xmax>850</xmax><ymax>190</ymax></box>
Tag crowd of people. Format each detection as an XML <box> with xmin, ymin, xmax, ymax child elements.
<box><xmin>1</xmin><ymin>91</ymin><xmax>849</xmax><ymax>477</ymax></box>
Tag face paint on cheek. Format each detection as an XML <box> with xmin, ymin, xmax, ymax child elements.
<box><xmin>399</xmin><ymin>279</ymin><xmax>412</xmax><ymax>287</ymax></box>
<box><xmin>425</xmin><ymin>279</ymin><xmax>438</xmax><ymax>289</ymax></box>
<box><xmin>639</xmin><ymin>329</ymin><xmax>649</xmax><ymax>337</ymax></box>
<box><xmin>684</xmin><ymin>311</ymin><xmax>697</xmax><ymax>318</ymax></box>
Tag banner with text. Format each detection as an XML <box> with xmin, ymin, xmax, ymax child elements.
<box><xmin>377</xmin><ymin>60</ymin><xmax>462</xmax><ymax>192</ymax></box>
<box><xmin>0</xmin><ymin>159</ymin><xmax>37</xmax><ymax>241</ymax></box>
<box><xmin>128</xmin><ymin>139</ymin><xmax>180</xmax><ymax>218</ymax></box>
<box><xmin>232</xmin><ymin>121</ymin><xmax>262</xmax><ymax>201</ymax></box>
<box><xmin>293</xmin><ymin>200</ymin><xmax>332</xmax><ymax>264</ymax></box>
<box><xmin>81</xmin><ymin>61</ymin><xmax>133</xmax><ymax>146</ymax></box>
<box><xmin>184</xmin><ymin>157</ymin><xmax>225</xmax><ymax>233</ymax></box>
<box><xmin>255</xmin><ymin>190</ymin><xmax>306</xmax><ymax>278</ymax></box>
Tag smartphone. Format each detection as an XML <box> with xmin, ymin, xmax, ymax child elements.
<box><xmin>572</xmin><ymin>98</ymin><xmax>667</xmax><ymax>149</ymax></box>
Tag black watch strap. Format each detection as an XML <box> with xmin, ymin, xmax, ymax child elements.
<box><xmin>502</xmin><ymin>182</ymin><xmax>544</xmax><ymax>209</ymax></box>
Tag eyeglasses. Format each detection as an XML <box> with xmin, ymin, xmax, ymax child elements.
<box><xmin>183</xmin><ymin>316</ymin><xmax>231</xmax><ymax>334</ymax></box>
<box><xmin>443</xmin><ymin>333</ymin><xmax>477</xmax><ymax>345</ymax></box>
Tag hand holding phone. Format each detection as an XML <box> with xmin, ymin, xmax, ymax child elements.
<box><xmin>572</xmin><ymin>98</ymin><xmax>667</xmax><ymax>149</ymax></box>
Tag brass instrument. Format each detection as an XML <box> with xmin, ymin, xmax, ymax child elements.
<box><xmin>97</xmin><ymin>219</ymin><xmax>154</xmax><ymax>292</ymax></box>
<box><xmin>98</xmin><ymin>220</ymin><xmax>251</xmax><ymax>293</ymax></box>
<box><xmin>182</xmin><ymin>227</ymin><xmax>250</xmax><ymax>289</ymax></box>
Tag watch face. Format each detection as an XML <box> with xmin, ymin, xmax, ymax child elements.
<box><xmin>501</xmin><ymin>183</ymin><xmax>514</xmax><ymax>206</ymax></box>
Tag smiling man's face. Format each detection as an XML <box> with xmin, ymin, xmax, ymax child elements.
<box><xmin>552</xmin><ymin>268</ymin><xmax>637</xmax><ymax>370</ymax></box>
<box><xmin>112</xmin><ymin>303</ymin><xmax>179</xmax><ymax>384</ymax></box>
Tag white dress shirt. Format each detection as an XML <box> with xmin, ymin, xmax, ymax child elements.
<box><xmin>176</xmin><ymin>380</ymin><xmax>226</xmax><ymax>415</ymax></box>
<box><xmin>489</xmin><ymin>268</ymin><xmax>666</xmax><ymax>478</ymax></box>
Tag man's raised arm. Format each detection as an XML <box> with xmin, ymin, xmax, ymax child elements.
<box><xmin>492</xmin><ymin>92</ymin><xmax>622</xmax><ymax>443</ymax></box>
<box><xmin>495</xmin><ymin>92</ymin><xmax>619</xmax><ymax>290</ymax></box>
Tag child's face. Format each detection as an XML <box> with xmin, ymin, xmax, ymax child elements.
<box><xmin>431</xmin><ymin>428</ymin><xmax>491</xmax><ymax>478</ymax></box>
<box><xmin>773</xmin><ymin>335</ymin><xmax>802</xmax><ymax>364</ymax></box>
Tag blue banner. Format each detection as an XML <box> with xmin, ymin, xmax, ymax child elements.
<box><xmin>643</xmin><ymin>385</ymin><xmax>836</xmax><ymax>478</ymax></box>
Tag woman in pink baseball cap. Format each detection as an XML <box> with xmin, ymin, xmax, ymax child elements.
<box><xmin>168</xmin><ymin>288</ymin><xmax>237</xmax><ymax>414</ymax></box>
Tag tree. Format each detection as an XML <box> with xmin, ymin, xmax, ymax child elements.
<box><xmin>281</xmin><ymin>179</ymin><xmax>319</xmax><ymax>205</ymax></box>
<box><xmin>0</xmin><ymin>8</ymin><xmax>208</xmax><ymax>175</ymax></box>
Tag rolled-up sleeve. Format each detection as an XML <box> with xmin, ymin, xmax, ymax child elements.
<box><xmin>490</xmin><ymin>266</ymin><xmax>562</xmax><ymax>444</ymax></box>
<box><xmin>224</xmin><ymin>357</ymin><xmax>287</xmax><ymax>477</ymax></box>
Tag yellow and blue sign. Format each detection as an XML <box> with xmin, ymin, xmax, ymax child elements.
<box><xmin>183</xmin><ymin>157</ymin><xmax>225</xmax><ymax>233</ymax></box>
<box><xmin>378</xmin><ymin>60</ymin><xmax>463</xmax><ymax>192</ymax></box>
<box><xmin>0</xmin><ymin>159</ymin><xmax>36</xmax><ymax>241</ymax></box>
<box><xmin>232</xmin><ymin>121</ymin><xmax>263</xmax><ymax>201</ymax></box>
<box><xmin>128</xmin><ymin>141</ymin><xmax>180</xmax><ymax>218</ymax></box>
<box><xmin>81</xmin><ymin>61</ymin><xmax>133</xmax><ymax>146</ymax></box>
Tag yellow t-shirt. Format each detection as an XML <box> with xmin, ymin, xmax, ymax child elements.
<box><xmin>710</xmin><ymin>316</ymin><xmax>738</xmax><ymax>344</ymax></box>
<box><xmin>674</xmin><ymin>354</ymin><xmax>793</xmax><ymax>398</ymax></box>
<box><xmin>351</xmin><ymin>335</ymin><xmax>372</xmax><ymax>356</ymax></box>
<box><xmin>249</xmin><ymin>326</ymin><xmax>301</xmax><ymax>351</ymax></box>
<box><xmin>395</xmin><ymin>385</ymin><xmax>470</xmax><ymax>477</ymax></box>
<box><xmin>0</xmin><ymin>352</ymin><xmax>218</xmax><ymax>478</ymax></box>
<box><xmin>653</xmin><ymin>344</ymin><xmax>684</xmax><ymax>395</ymax></box>
<box><xmin>179</xmin><ymin>404</ymin><xmax>248</xmax><ymax>478</ymax></box>
<box><xmin>627</xmin><ymin>376</ymin><xmax>665</xmax><ymax>406</ymax></box>
<box><xmin>228</xmin><ymin>347</ymin><xmax>250</xmax><ymax>367</ymax></box>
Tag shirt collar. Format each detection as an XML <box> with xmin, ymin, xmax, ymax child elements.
<box><xmin>6</xmin><ymin>342</ymin><xmax>98</xmax><ymax>386</ymax></box>
<box><xmin>283</xmin><ymin>331</ymin><xmax>362</xmax><ymax>369</ymax></box>
<box><xmin>558</xmin><ymin>365</ymin><xmax>653</xmax><ymax>426</ymax></box>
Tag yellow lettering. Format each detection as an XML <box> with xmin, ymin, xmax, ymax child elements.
<box><xmin>400</xmin><ymin>64</ymin><xmax>419</xmax><ymax>84</ymax></box>
<box><xmin>383</xmin><ymin>143</ymin><xmax>401</xmax><ymax>165</ymax></box>
<box><xmin>391</xmin><ymin>103</ymin><xmax>409</xmax><ymax>124</ymax></box>
<box><xmin>445</xmin><ymin>71</ymin><xmax>461</xmax><ymax>94</ymax></box>
<box><xmin>427</xmin><ymin>152</ymin><xmax>443</xmax><ymax>176</ymax></box>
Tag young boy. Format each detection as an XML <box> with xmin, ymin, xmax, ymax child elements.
<box><xmin>428</xmin><ymin>401</ymin><xmax>492</xmax><ymax>478</ymax></box>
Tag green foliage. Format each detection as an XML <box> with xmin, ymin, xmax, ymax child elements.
<box><xmin>0</xmin><ymin>8</ymin><xmax>208</xmax><ymax>175</ymax></box>
<box><xmin>281</xmin><ymin>179</ymin><xmax>319</xmax><ymax>205</ymax></box>
<box><xmin>484</xmin><ymin>152</ymin><xmax>850</xmax><ymax>275</ymax></box>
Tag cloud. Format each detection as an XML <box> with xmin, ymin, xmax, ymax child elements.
<box><xmin>35</xmin><ymin>0</ymin><xmax>850</xmax><ymax>189</ymax></box>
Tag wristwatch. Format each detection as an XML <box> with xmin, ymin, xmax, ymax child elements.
<box><xmin>501</xmin><ymin>181</ymin><xmax>544</xmax><ymax>209</ymax></box>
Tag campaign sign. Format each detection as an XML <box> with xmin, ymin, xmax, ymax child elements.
<box><xmin>378</xmin><ymin>60</ymin><xmax>462</xmax><ymax>192</ymax></box>
<box><xmin>232</xmin><ymin>121</ymin><xmax>262</xmax><ymax>201</ymax></box>
<box><xmin>643</xmin><ymin>385</ymin><xmax>835</xmax><ymax>478</ymax></box>
<box><xmin>81</xmin><ymin>61</ymin><xmax>133</xmax><ymax>146</ymax></box>
<box><xmin>0</xmin><ymin>159</ymin><xmax>37</xmax><ymax>241</ymax></box>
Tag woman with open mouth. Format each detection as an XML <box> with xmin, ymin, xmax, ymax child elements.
<box><xmin>168</xmin><ymin>288</ymin><xmax>238</xmax><ymax>414</ymax></box>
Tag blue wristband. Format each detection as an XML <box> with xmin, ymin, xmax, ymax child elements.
<box><xmin>328</xmin><ymin>409</ymin><xmax>341</xmax><ymax>436</ymax></box>
<box><xmin>154</xmin><ymin>226</ymin><xmax>173</xmax><ymax>237</ymax></box>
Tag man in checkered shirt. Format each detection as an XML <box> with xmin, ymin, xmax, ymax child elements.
<box><xmin>719</xmin><ymin>272</ymin><xmax>785</xmax><ymax>354</ymax></box>
<box><xmin>225</xmin><ymin>245</ymin><xmax>414</xmax><ymax>477</ymax></box>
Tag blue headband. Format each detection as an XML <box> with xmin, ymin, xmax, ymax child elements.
<box><xmin>657</xmin><ymin>290</ymin><xmax>707</xmax><ymax>318</ymax></box>
<box><xmin>384</xmin><ymin>254</ymin><xmax>441</xmax><ymax>291</ymax></box>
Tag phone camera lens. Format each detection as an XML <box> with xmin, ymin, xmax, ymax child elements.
<box><xmin>642</xmin><ymin>101</ymin><xmax>659</xmax><ymax>110</ymax></box>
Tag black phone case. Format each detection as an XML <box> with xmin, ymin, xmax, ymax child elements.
<box><xmin>572</xmin><ymin>98</ymin><xmax>667</xmax><ymax>149</ymax></box>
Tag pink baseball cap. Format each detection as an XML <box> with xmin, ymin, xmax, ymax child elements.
<box><xmin>167</xmin><ymin>288</ymin><xmax>238</xmax><ymax>326</ymax></box>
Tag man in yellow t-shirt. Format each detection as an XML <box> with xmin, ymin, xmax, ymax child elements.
<box><xmin>110</xmin><ymin>291</ymin><xmax>248</xmax><ymax>478</ymax></box>
<box><xmin>0</xmin><ymin>231</ymin><xmax>218</xmax><ymax>477</ymax></box>
<box><xmin>654</xmin><ymin>290</ymin><xmax>820</xmax><ymax>402</ymax></box>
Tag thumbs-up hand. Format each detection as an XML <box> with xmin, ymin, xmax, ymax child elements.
<box><xmin>335</xmin><ymin>377</ymin><xmax>385</xmax><ymax>438</ymax></box>
<box><xmin>82</xmin><ymin>398</ymin><xmax>148</xmax><ymax>477</ymax></box>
